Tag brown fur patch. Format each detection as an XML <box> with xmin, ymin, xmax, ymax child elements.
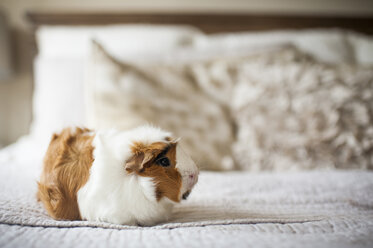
<box><xmin>127</xmin><ymin>141</ymin><xmax>182</xmax><ymax>202</ymax></box>
<box><xmin>37</xmin><ymin>127</ymin><xmax>94</xmax><ymax>220</ymax></box>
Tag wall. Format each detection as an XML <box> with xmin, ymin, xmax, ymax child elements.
<box><xmin>0</xmin><ymin>0</ymin><xmax>372</xmax><ymax>146</ymax></box>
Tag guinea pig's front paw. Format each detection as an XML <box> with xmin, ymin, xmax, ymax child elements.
<box><xmin>135</xmin><ymin>216</ymin><xmax>168</xmax><ymax>227</ymax></box>
<box><xmin>135</xmin><ymin>221</ymin><xmax>147</xmax><ymax>227</ymax></box>
<box><xmin>135</xmin><ymin>221</ymin><xmax>154</xmax><ymax>227</ymax></box>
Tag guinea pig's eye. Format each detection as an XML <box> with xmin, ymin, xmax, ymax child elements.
<box><xmin>156</xmin><ymin>157</ymin><xmax>170</xmax><ymax>167</ymax></box>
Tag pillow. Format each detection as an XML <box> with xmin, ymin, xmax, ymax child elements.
<box><xmin>193</xmin><ymin>29</ymin><xmax>355</xmax><ymax>64</ymax></box>
<box><xmin>31</xmin><ymin>57</ymin><xmax>87</xmax><ymax>142</ymax></box>
<box><xmin>85</xmin><ymin>41</ymin><xmax>240</xmax><ymax>170</ymax></box>
<box><xmin>31</xmin><ymin>25</ymin><xmax>202</xmax><ymax>143</ymax></box>
<box><xmin>231</xmin><ymin>48</ymin><xmax>373</xmax><ymax>171</ymax></box>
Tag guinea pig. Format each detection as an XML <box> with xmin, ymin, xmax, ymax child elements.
<box><xmin>37</xmin><ymin>125</ymin><xmax>199</xmax><ymax>226</ymax></box>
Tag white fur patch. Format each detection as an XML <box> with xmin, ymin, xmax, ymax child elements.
<box><xmin>77</xmin><ymin>126</ymin><xmax>175</xmax><ymax>226</ymax></box>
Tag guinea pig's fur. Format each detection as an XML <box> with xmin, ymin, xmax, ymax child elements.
<box><xmin>37</xmin><ymin>126</ymin><xmax>199</xmax><ymax>226</ymax></box>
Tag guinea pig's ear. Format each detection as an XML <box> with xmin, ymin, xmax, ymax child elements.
<box><xmin>124</xmin><ymin>152</ymin><xmax>154</xmax><ymax>173</ymax></box>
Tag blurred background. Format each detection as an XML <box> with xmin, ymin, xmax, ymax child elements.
<box><xmin>0</xmin><ymin>0</ymin><xmax>373</xmax><ymax>148</ymax></box>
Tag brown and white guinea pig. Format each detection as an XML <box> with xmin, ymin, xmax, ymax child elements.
<box><xmin>37</xmin><ymin>125</ymin><xmax>199</xmax><ymax>226</ymax></box>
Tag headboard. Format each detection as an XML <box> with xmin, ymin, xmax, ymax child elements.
<box><xmin>27</xmin><ymin>12</ymin><xmax>373</xmax><ymax>34</ymax></box>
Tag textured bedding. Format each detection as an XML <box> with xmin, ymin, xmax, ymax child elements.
<box><xmin>1</xmin><ymin>139</ymin><xmax>373</xmax><ymax>247</ymax></box>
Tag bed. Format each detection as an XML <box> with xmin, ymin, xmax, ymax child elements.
<box><xmin>1</xmin><ymin>12</ymin><xmax>373</xmax><ymax>248</ymax></box>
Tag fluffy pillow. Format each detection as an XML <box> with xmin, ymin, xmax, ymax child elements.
<box><xmin>86</xmin><ymin>40</ymin><xmax>373</xmax><ymax>171</ymax></box>
<box><xmin>85</xmin><ymin>41</ymin><xmax>237</xmax><ymax>170</ymax></box>
<box><xmin>231</xmin><ymin>48</ymin><xmax>373</xmax><ymax>171</ymax></box>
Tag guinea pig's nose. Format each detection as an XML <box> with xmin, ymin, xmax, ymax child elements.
<box><xmin>188</xmin><ymin>173</ymin><xmax>198</xmax><ymax>185</ymax></box>
<box><xmin>189</xmin><ymin>173</ymin><xmax>198</xmax><ymax>181</ymax></box>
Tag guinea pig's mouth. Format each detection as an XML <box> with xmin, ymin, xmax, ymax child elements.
<box><xmin>182</xmin><ymin>190</ymin><xmax>191</xmax><ymax>200</ymax></box>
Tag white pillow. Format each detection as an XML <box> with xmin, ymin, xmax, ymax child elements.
<box><xmin>31</xmin><ymin>25</ymin><xmax>202</xmax><ymax>142</ymax></box>
<box><xmin>194</xmin><ymin>29</ymin><xmax>355</xmax><ymax>64</ymax></box>
<box><xmin>31</xmin><ymin>56</ymin><xmax>86</xmax><ymax>141</ymax></box>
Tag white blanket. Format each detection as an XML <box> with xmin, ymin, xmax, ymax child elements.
<box><xmin>0</xmin><ymin>138</ymin><xmax>372</xmax><ymax>247</ymax></box>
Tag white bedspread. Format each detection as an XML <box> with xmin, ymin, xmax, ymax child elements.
<box><xmin>0</xmin><ymin>138</ymin><xmax>372</xmax><ymax>248</ymax></box>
